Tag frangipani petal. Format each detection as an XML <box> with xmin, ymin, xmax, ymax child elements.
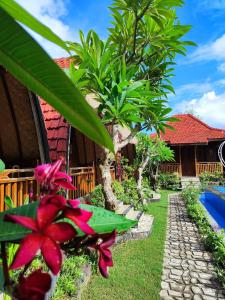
<box><xmin>54</xmin><ymin>180</ymin><xmax>77</xmax><ymax>190</ymax></box>
<box><xmin>4</xmin><ymin>214</ymin><xmax>37</xmax><ymax>231</ymax></box>
<box><xmin>10</xmin><ymin>233</ymin><xmax>43</xmax><ymax>270</ymax></box>
<box><xmin>54</xmin><ymin>171</ymin><xmax>72</xmax><ymax>182</ymax></box>
<box><xmin>34</xmin><ymin>163</ymin><xmax>51</xmax><ymax>183</ymax></box>
<box><xmin>15</xmin><ymin>269</ymin><xmax>51</xmax><ymax>300</ymax></box>
<box><xmin>99</xmin><ymin>255</ymin><xmax>109</xmax><ymax>278</ymax></box>
<box><xmin>45</xmin><ymin>159</ymin><xmax>63</xmax><ymax>182</ymax></box>
<box><xmin>37</xmin><ymin>203</ymin><xmax>59</xmax><ymax>230</ymax></box>
<box><xmin>64</xmin><ymin>208</ymin><xmax>95</xmax><ymax>235</ymax></box>
<box><xmin>40</xmin><ymin>195</ymin><xmax>66</xmax><ymax>208</ymax></box>
<box><xmin>68</xmin><ymin>199</ymin><xmax>80</xmax><ymax>208</ymax></box>
<box><xmin>44</xmin><ymin>222</ymin><xmax>76</xmax><ymax>243</ymax></box>
<box><xmin>101</xmin><ymin>230</ymin><xmax>116</xmax><ymax>249</ymax></box>
<box><xmin>41</xmin><ymin>237</ymin><xmax>62</xmax><ymax>275</ymax></box>
<box><xmin>101</xmin><ymin>248</ymin><xmax>113</xmax><ymax>265</ymax></box>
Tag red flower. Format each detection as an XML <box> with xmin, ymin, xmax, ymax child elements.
<box><xmin>34</xmin><ymin>159</ymin><xmax>76</xmax><ymax>193</ymax></box>
<box><xmin>40</xmin><ymin>196</ymin><xmax>95</xmax><ymax>235</ymax></box>
<box><xmin>14</xmin><ymin>269</ymin><xmax>51</xmax><ymax>300</ymax></box>
<box><xmin>90</xmin><ymin>230</ymin><xmax>116</xmax><ymax>278</ymax></box>
<box><xmin>4</xmin><ymin>202</ymin><xmax>76</xmax><ymax>275</ymax></box>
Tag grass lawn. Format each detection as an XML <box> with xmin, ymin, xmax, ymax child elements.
<box><xmin>82</xmin><ymin>190</ymin><xmax>172</xmax><ymax>300</ymax></box>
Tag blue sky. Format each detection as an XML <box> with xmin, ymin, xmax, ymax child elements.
<box><xmin>17</xmin><ymin>0</ymin><xmax>225</xmax><ymax>128</ymax></box>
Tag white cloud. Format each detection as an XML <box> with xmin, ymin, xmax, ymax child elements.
<box><xmin>218</xmin><ymin>62</ymin><xmax>225</xmax><ymax>72</ymax></box>
<box><xmin>174</xmin><ymin>82</ymin><xmax>212</xmax><ymax>96</ymax></box>
<box><xmin>174</xmin><ymin>91</ymin><xmax>225</xmax><ymax>128</ymax></box>
<box><xmin>16</xmin><ymin>0</ymin><xmax>76</xmax><ymax>57</ymax></box>
<box><xmin>199</xmin><ymin>0</ymin><xmax>225</xmax><ymax>10</ymax></box>
<box><xmin>190</xmin><ymin>34</ymin><xmax>225</xmax><ymax>63</ymax></box>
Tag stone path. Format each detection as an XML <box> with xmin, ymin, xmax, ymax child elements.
<box><xmin>160</xmin><ymin>194</ymin><xmax>225</xmax><ymax>300</ymax></box>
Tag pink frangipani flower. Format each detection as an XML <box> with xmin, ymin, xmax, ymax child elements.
<box><xmin>40</xmin><ymin>195</ymin><xmax>95</xmax><ymax>235</ymax></box>
<box><xmin>4</xmin><ymin>202</ymin><xmax>77</xmax><ymax>275</ymax></box>
<box><xmin>14</xmin><ymin>269</ymin><xmax>51</xmax><ymax>300</ymax></box>
<box><xmin>34</xmin><ymin>159</ymin><xmax>76</xmax><ymax>193</ymax></box>
<box><xmin>90</xmin><ymin>230</ymin><xmax>116</xmax><ymax>278</ymax></box>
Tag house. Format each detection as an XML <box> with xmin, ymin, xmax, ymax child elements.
<box><xmin>0</xmin><ymin>58</ymin><xmax>136</xmax><ymax>211</ymax></box>
<box><xmin>152</xmin><ymin>114</ymin><xmax>225</xmax><ymax>177</ymax></box>
<box><xmin>0</xmin><ymin>66</ymin><xmax>49</xmax><ymax>210</ymax></box>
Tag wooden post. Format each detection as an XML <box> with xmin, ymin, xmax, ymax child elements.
<box><xmin>194</xmin><ymin>145</ymin><xmax>197</xmax><ymax>176</ymax></box>
<box><xmin>179</xmin><ymin>146</ymin><xmax>182</xmax><ymax>177</ymax></box>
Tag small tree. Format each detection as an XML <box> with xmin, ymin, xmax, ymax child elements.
<box><xmin>135</xmin><ymin>134</ymin><xmax>174</xmax><ymax>201</ymax></box>
<box><xmin>68</xmin><ymin>0</ymin><xmax>194</xmax><ymax>210</ymax></box>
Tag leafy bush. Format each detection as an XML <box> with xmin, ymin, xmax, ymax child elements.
<box><xmin>182</xmin><ymin>187</ymin><xmax>225</xmax><ymax>288</ymax></box>
<box><xmin>52</xmin><ymin>255</ymin><xmax>88</xmax><ymax>300</ymax></box>
<box><xmin>112</xmin><ymin>180</ymin><xmax>126</xmax><ymax>201</ymax></box>
<box><xmin>158</xmin><ymin>172</ymin><xmax>180</xmax><ymax>190</ymax></box>
<box><xmin>89</xmin><ymin>185</ymin><xmax>105</xmax><ymax>207</ymax></box>
<box><xmin>199</xmin><ymin>171</ymin><xmax>224</xmax><ymax>186</ymax></box>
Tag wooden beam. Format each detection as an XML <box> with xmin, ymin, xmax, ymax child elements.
<box><xmin>179</xmin><ymin>146</ymin><xmax>182</xmax><ymax>176</ymax></box>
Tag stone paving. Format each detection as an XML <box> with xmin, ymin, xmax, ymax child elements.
<box><xmin>160</xmin><ymin>194</ymin><xmax>225</xmax><ymax>300</ymax></box>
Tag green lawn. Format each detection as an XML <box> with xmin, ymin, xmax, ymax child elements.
<box><xmin>82</xmin><ymin>190</ymin><xmax>172</xmax><ymax>300</ymax></box>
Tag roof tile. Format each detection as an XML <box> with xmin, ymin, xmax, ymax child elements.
<box><xmin>151</xmin><ymin>114</ymin><xmax>225</xmax><ymax>145</ymax></box>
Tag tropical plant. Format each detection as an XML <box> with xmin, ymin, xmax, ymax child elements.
<box><xmin>67</xmin><ymin>0</ymin><xmax>193</xmax><ymax>210</ymax></box>
<box><xmin>158</xmin><ymin>172</ymin><xmax>180</xmax><ymax>191</ymax></box>
<box><xmin>134</xmin><ymin>134</ymin><xmax>174</xmax><ymax>201</ymax></box>
<box><xmin>0</xmin><ymin>159</ymin><xmax>136</xmax><ymax>299</ymax></box>
<box><xmin>0</xmin><ymin>0</ymin><xmax>113</xmax><ymax>152</ymax></box>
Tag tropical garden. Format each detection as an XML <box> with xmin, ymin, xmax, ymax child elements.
<box><xmin>0</xmin><ymin>0</ymin><xmax>224</xmax><ymax>299</ymax></box>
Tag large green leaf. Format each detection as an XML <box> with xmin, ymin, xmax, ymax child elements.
<box><xmin>0</xmin><ymin>0</ymin><xmax>68</xmax><ymax>52</ymax></box>
<box><xmin>0</xmin><ymin>202</ymin><xmax>136</xmax><ymax>242</ymax></box>
<box><xmin>79</xmin><ymin>204</ymin><xmax>136</xmax><ymax>235</ymax></box>
<box><xmin>0</xmin><ymin>202</ymin><xmax>38</xmax><ymax>242</ymax></box>
<box><xmin>0</xmin><ymin>8</ymin><xmax>113</xmax><ymax>152</ymax></box>
<box><xmin>0</xmin><ymin>159</ymin><xmax>5</xmax><ymax>171</ymax></box>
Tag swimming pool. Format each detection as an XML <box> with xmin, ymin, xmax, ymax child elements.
<box><xmin>200</xmin><ymin>187</ymin><xmax>225</xmax><ymax>230</ymax></box>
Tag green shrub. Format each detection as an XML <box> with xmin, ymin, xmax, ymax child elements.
<box><xmin>158</xmin><ymin>172</ymin><xmax>180</xmax><ymax>190</ymax></box>
<box><xmin>112</xmin><ymin>180</ymin><xmax>125</xmax><ymax>201</ymax></box>
<box><xmin>199</xmin><ymin>171</ymin><xmax>224</xmax><ymax>186</ymax></box>
<box><xmin>52</xmin><ymin>255</ymin><xmax>88</xmax><ymax>300</ymax></box>
<box><xmin>89</xmin><ymin>185</ymin><xmax>105</xmax><ymax>207</ymax></box>
<box><xmin>181</xmin><ymin>187</ymin><xmax>225</xmax><ymax>288</ymax></box>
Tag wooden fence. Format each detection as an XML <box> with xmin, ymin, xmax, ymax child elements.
<box><xmin>69</xmin><ymin>166</ymin><xmax>95</xmax><ymax>199</ymax></box>
<box><xmin>0</xmin><ymin>169</ymin><xmax>39</xmax><ymax>212</ymax></box>
<box><xmin>159</xmin><ymin>163</ymin><xmax>182</xmax><ymax>176</ymax></box>
<box><xmin>196</xmin><ymin>162</ymin><xmax>223</xmax><ymax>176</ymax></box>
<box><xmin>0</xmin><ymin>166</ymin><xmax>96</xmax><ymax>212</ymax></box>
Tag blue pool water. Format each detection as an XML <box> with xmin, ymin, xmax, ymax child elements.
<box><xmin>200</xmin><ymin>187</ymin><xmax>225</xmax><ymax>230</ymax></box>
<box><xmin>212</xmin><ymin>186</ymin><xmax>225</xmax><ymax>194</ymax></box>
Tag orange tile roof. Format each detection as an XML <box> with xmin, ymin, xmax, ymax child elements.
<box><xmin>40</xmin><ymin>99</ymin><xmax>69</xmax><ymax>162</ymax></box>
<box><xmin>54</xmin><ymin>57</ymin><xmax>71</xmax><ymax>68</ymax></box>
<box><xmin>39</xmin><ymin>57</ymin><xmax>73</xmax><ymax>162</ymax></box>
<box><xmin>151</xmin><ymin>114</ymin><xmax>225</xmax><ymax>145</ymax></box>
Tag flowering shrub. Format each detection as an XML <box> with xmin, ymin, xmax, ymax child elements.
<box><xmin>0</xmin><ymin>159</ymin><xmax>136</xmax><ymax>300</ymax></box>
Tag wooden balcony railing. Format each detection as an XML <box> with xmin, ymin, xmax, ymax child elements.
<box><xmin>196</xmin><ymin>162</ymin><xmax>223</xmax><ymax>176</ymax></box>
<box><xmin>69</xmin><ymin>166</ymin><xmax>95</xmax><ymax>199</ymax></box>
<box><xmin>0</xmin><ymin>166</ymin><xmax>96</xmax><ymax>212</ymax></box>
<box><xmin>159</xmin><ymin>163</ymin><xmax>182</xmax><ymax>176</ymax></box>
<box><xmin>0</xmin><ymin>169</ymin><xmax>39</xmax><ymax>212</ymax></box>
